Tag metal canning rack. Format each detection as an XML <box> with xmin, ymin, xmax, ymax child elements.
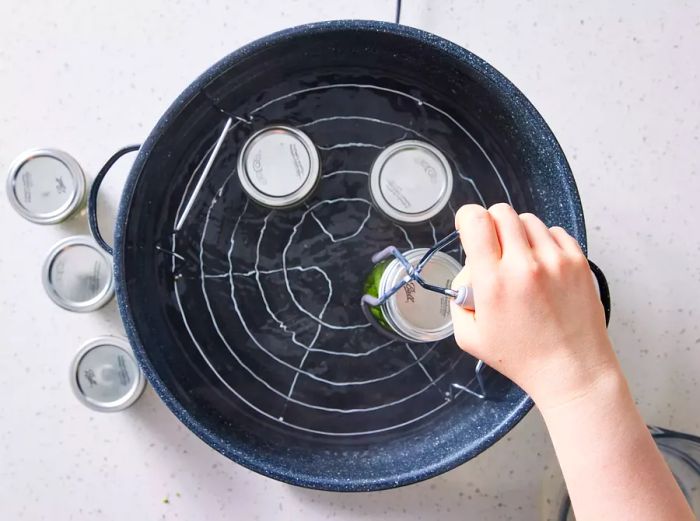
<box><xmin>151</xmin><ymin>83</ymin><xmax>510</xmax><ymax>436</ymax></box>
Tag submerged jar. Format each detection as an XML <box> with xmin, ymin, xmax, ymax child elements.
<box><xmin>363</xmin><ymin>248</ymin><xmax>463</xmax><ymax>342</ymax></box>
<box><xmin>369</xmin><ymin>140</ymin><xmax>453</xmax><ymax>224</ymax></box>
<box><xmin>237</xmin><ymin>125</ymin><xmax>320</xmax><ymax>209</ymax></box>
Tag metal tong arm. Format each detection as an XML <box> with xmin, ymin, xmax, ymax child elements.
<box><xmin>362</xmin><ymin>231</ymin><xmax>474</xmax><ymax>309</ymax></box>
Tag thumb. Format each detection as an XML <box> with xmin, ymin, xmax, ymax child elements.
<box><xmin>450</xmin><ymin>265</ymin><xmax>478</xmax><ymax>352</ymax></box>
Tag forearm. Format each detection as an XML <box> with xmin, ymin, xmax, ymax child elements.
<box><xmin>538</xmin><ymin>364</ymin><xmax>695</xmax><ymax>521</ymax></box>
<box><xmin>450</xmin><ymin>205</ymin><xmax>695</xmax><ymax>519</ymax></box>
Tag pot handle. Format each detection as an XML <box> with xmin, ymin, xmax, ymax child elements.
<box><xmin>88</xmin><ymin>145</ymin><xmax>141</xmax><ymax>256</ymax></box>
<box><xmin>588</xmin><ymin>259</ymin><xmax>611</xmax><ymax>326</ymax></box>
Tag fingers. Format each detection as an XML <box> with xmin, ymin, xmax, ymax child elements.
<box><xmin>519</xmin><ymin>213</ymin><xmax>560</xmax><ymax>256</ymax></box>
<box><xmin>455</xmin><ymin>205</ymin><xmax>501</xmax><ymax>273</ymax></box>
<box><xmin>488</xmin><ymin>203</ymin><xmax>532</xmax><ymax>258</ymax></box>
<box><xmin>549</xmin><ymin>226</ymin><xmax>585</xmax><ymax>257</ymax></box>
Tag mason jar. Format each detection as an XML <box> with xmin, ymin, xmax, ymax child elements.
<box><xmin>363</xmin><ymin>248</ymin><xmax>462</xmax><ymax>342</ymax></box>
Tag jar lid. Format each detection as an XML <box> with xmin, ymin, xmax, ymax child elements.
<box><xmin>6</xmin><ymin>148</ymin><xmax>86</xmax><ymax>224</ymax></box>
<box><xmin>379</xmin><ymin>248</ymin><xmax>462</xmax><ymax>342</ymax></box>
<box><xmin>70</xmin><ymin>336</ymin><xmax>145</xmax><ymax>412</ymax></box>
<box><xmin>237</xmin><ymin>125</ymin><xmax>320</xmax><ymax>208</ymax></box>
<box><xmin>42</xmin><ymin>236</ymin><xmax>114</xmax><ymax>312</ymax></box>
<box><xmin>370</xmin><ymin>140</ymin><xmax>453</xmax><ymax>224</ymax></box>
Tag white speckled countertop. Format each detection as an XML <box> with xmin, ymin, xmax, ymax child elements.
<box><xmin>1</xmin><ymin>1</ymin><xmax>699</xmax><ymax>519</ymax></box>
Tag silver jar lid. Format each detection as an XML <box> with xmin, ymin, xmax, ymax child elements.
<box><xmin>379</xmin><ymin>248</ymin><xmax>462</xmax><ymax>342</ymax></box>
<box><xmin>6</xmin><ymin>148</ymin><xmax>87</xmax><ymax>224</ymax></box>
<box><xmin>42</xmin><ymin>236</ymin><xmax>114</xmax><ymax>312</ymax></box>
<box><xmin>70</xmin><ymin>336</ymin><xmax>145</xmax><ymax>412</ymax></box>
<box><xmin>370</xmin><ymin>140</ymin><xmax>453</xmax><ymax>224</ymax></box>
<box><xmin>237</xmin><ymin>125</ymin><xmax>320</xmax><ymax>208</ymax></box>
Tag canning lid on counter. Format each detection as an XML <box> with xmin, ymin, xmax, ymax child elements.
<box><xmin>6</xmin><ymin>148</ymin><xmax>87</xmax><ymax>224</ymax></box>
<box><xmin>237</xmin><ymin>125</ymin><xmax>320</xmax><ymax>208</ymax></box>
<box><xmin>70</xmin><ymin>336</ymin><xmax>145</xmax><ymax>412</ymax></box>
<box><xmin>369</xmin><ymin>140</ymin><xmax>453</xmax><ymax>224</ymax></box>
<box><xmin>42</xmin><ymin>236</ymin><xmax>114</xmax><ymax>312</ymax></box>
<box><xmin>363</xmin><ymin>248</ymin><xmax>462</xmax><ymax>343</ymax></box>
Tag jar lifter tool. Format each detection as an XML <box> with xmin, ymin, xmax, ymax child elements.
<box><xmin>360</xmin><ymin>230</ymin><xmax>488</xmax><ymax>399</ymax></box>
<box><xmin>361</xmin><ymin>229</ymin><xmax>612</xmax><ymax>325</ymax></box>
<box><xmin>361</xmin><ymin>230</ymin><xmax>474</xmax><ymax>310</ymax></box>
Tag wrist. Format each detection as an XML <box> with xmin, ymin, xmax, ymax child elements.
<box><xmin>523</xmin><ymin>343</ymin><xmax>625</xmax><ymax>413</ymax></box>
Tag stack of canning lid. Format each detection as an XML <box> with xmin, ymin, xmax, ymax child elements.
<box><xmin>6</xmin><ymin>148</ymin><xmax>145</xmax><ymax>411</ymax></box>
<box><xmin>237</xmin><ymin>126</ymin><xmax>460</xmax><ymax>343</ymax></box>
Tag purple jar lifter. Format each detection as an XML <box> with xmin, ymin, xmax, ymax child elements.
<box><xmin>361</xmin><ymin>230</ymin><xmax>474</xmax><ymax>310</ymax></box>
<box><xmin>361</xmin><ymin>228</ymin><xmax>611</xmax><ymax>325</ymax></box>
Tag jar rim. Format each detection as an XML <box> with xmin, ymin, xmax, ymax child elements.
<box><xmin>378</xmin><ymin>248</ymin><xmax>461</xmax><ymax>342</ymax></box>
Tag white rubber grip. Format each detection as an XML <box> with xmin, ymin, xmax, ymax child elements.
<box><xmin>453</xmin><ymin>285</ymin><xmax>475</xmax><ymax>310</ymax></box>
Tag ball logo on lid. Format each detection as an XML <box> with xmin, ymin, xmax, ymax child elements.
<box><xmin>55</xmin><ymin>176</ymin><xmax>68</xmax><ymax>194</ymax></box>
<box><xmin>17</xmin><ymin>161</ymin><xmax>74</xmax><ymax>214</ymax></box>
<box><xmin>402</xmin><ymin>281</ymin><xmax>416</xmax><ymax>303</ymax></box>
<box><xmin>83</xmin><ymin>367</ymin><xmax>98</xmax><ymax>387</ymax></box>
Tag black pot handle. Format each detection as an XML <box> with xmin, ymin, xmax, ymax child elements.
<box><xmin>588</xmin><ymin>259</ymin><xmax>611</xmax><ymax>326</ymax></box>
<box><xmin>88</xmin><ymin>144</ymin><xmax>140</xmax><ymax>256</ymax></box>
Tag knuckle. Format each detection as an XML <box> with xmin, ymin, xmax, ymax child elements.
<box><xmin>549</xmin><ymin>225</ymin><xmax>568</xmax><ymax>235</ymax></box>
<box><xmin>546</xmin><ymin>254</ymin><xmax>568</xmax><ymax>274</ymax></box>
<box><xmin>512</xmin><ymin>258</ymin><xmax>543</xmax><ymax>285</ymax></box>
<box><xmin>523</xmin><ymin>258</ymin><xmax>543</xmax><ymax>276</ymax></box>
<box><xmin>569</xmin><ymin>251</ymin><xmax>589</xmax><ymax>269</ymax></box>
<box><xmin>488</xmin><ymin>202</ymin><xmax>513</xmax><ymax>217</ymax></box>
<box><xmin>551</xmin><ymin>250</ymin><xmax>587</xmax><ymax>274</ymax></box>
<box><xmin>527</xmin><ymin>262</ymin><xmax>545</xmax><ymax>282</ymax></box>
<box><xmin>456</xmin><ymin>204</ymin><xmax>489</xmax><ymax>227</ymax></box>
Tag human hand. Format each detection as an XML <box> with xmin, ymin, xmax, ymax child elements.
<box><xmin>450</xmin><ymin>203</ymin><xmax>617</xmax><ymax>410</ymax></box>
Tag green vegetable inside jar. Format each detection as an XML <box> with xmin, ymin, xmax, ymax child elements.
<box><xmin>363</xmin><ymin>248</ymin><xmax>463</xmax><ymax>343</ymax></box>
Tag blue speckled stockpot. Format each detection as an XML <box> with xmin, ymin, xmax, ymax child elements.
<box><xmin>89</xmin><ymin>20</ymin><xmax>595</xmax><ymax>491</ymax></box>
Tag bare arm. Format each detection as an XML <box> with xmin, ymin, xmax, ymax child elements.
<box><xmin>451</xmin><ymin>203</ymin><xmax>695</xmax><ymax>521</ymax></box>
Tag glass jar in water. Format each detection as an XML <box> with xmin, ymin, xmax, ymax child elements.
<box><xmin>363</xmin><ymin>248</ymin><xmax>462</xmax><ymax>343</ymax></box>
<box><xmin>369</xmin><ymin>140</ymin><xmax>453</xmax><ymax>225</ymax></box>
